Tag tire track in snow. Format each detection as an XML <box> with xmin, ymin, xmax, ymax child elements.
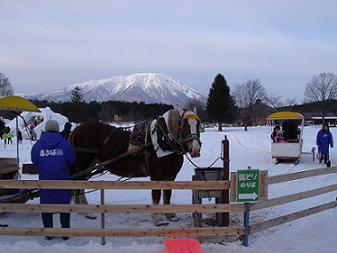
<box><xmin>229</xmin><ymin>132</ymin><xmax>271</xmax><ymax>155</ymax></box>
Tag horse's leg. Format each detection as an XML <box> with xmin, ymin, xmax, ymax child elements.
<box><xmin>75</xmin><ymin>189</ymin><xmax>97</xmax><ymax>220</ymax></box>
<box><xmin>72</xmin><ymin>154</ymin><xmax>97</xmax><ymax>219</ymax></box>
<box><xmin>151</xmin><ymin>189</ymin><xmax>168</xmax><ymax>226</ymax></box>
<box><xmin>163</xmin><ymin>189</ymin><xmax>179</xmax><ymax>221</ymax></box>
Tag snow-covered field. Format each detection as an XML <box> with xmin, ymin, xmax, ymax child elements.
<box><xmin>1</xmin><ymin>124</ymin><xmax>337</xmax><ymax>253</ymax></box>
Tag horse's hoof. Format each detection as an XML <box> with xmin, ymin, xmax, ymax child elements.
<box><xmin>153</xmin><ymin>214</ymin><xmax>169</xmax><ymax>226</ymax></box>
<box><xmin>86</xmin><ymin>214</ymin><xmax>97</xmax><ymax>220</ymax></box>
<box><xmin>167</xmin><ymin>216</ymin><xmax>180</xmax><ymax>222</ymax></box>
<box><xmin>166</xmin><ymin>213</ymin><xmax>179</xmax><ymax>222</ymax></box>
<box><xmin>155</xmin><ymin>219</ymin><xmax>169</xmax><ymax>226</ymax></box>
<box><xmin>82</xmin><ymin>213</ymin><xmax>97</xmax><ymax>220</ymax></box>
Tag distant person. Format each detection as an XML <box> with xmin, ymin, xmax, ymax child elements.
<box><xmin>31</xmin><ymin>120</ymin><xmax>76</xmax><ymax>240</ymax></box>
<box><xmin>316</xmin><ymin>123</ymin><xmax>333</xmax><ymax>167</ymax></box>
<box><xmin>4</xmin><ymin>127</ymin><xmax>11</xmax><ymax>144</ymax></box>
<box><xmin>30</xmin><ymin>128</ymin><xmax>37</xmax><ymax>141</ymax></box>
<box><xmin>60</xmin><ymin>122</ymin><xmax>72</xmax><ymax>140</ymax></box>
<box><xmin>6</xmin><ymin>131</ymin><xmax>13</xmax><ymax>144</ymax></box>
<box><xmin>17</xmin><ymin>130</ymin><xmax>23</xmax><ymax>144</ymax></box>
<box><xmin>2</xmin><ymin>131</ymin><xmax>7</xmax><ymax>145</ymax></box>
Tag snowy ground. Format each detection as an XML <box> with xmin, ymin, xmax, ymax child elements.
<box><xmin>1</xmin><ymin>125</ymin><xmax>337</xmax><ymax>253</ymax></box>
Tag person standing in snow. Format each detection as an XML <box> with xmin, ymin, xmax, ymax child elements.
<box><xmin>31</xmin><ymin>120</ymin><xmax>76</xmax><ymax>240</ymax></box>
<box><xmin>6</xmin><ymin>131</ymin><xmax>13</xmax><ymax>144</ymax></box>
<box><xmin>17</xmin><ymin>130</ymin><xmax>23</xmax><ymax>144</ymax></box>
<box><xmin>60</xmin><ymin>122</ymin><xmax>72</xmax><ymax>140</ymax></box>
<box><xmin>316</xmin><ymin>123</ymin><xmax>333</xmax><ymax>167</ymax></box>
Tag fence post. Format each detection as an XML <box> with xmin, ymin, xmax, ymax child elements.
<box><xmin>222</xmin><ymin>135</ymin><xmax>229</xmax><ymax>226</ymax></box>
<box><xmin>243</xmin><ymin>202</ymin><xmax>251</xmax><ymax>247</ymax></box>
<box><xmin>100</xmin><ymin>189</ymin><xmax>106</xmax><ymax>245</ymax></box>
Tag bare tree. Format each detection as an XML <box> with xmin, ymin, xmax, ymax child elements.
<box><xmin>265</xmin><ymin>95</ymin><xmax>283</xmax><ymax>109</ymax></box>
<box><xmin>304</xmin><ymin>72</ymin><xmax>337</xmax><ymax>120</ymax></box>
<box><xmin>233</xmin><ymin>79</ymin><xmax>267</xmax><ymax>130</ymax></box>
<box><xmin>0</xmin><ymin>72</ymin><xmax>14</xmax><ymax>96</ymax></box>
<box><xmin>184</xmin><ymin>98</ymin><xmax>206</xmax><ymax>120</ymax></box>
<box><xmin>285</xmin><ymin>98</ymin><xmax>297</xmax><ymax>107</ymax></box>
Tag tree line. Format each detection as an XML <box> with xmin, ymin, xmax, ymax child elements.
<box><xmin>205</xmin><ymin>72</ymin><xmax>337</xmax><ymax>130</ymax></box>
<box><xmin>30</xmin><ymin>100</ymin><xmax>173</xmax><ymax>123</ymax></box>
<box><xmin>1</xmin><ymin>71</ymin><xmax>337</xmax><ymax>129</ymax></box>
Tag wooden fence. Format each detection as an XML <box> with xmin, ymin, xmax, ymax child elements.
<box><xmin>0</xmin><ymin>180</ymin><xmax>245</xmax><ymax>241</ymax></box>
<box><xmin>249</xmin><ymin>166</ymin><xmax>337</xmax><ymax>237</ymax></box>
<box><xmin>0</xmin><ymin>166</ymin><xmax>337</xmax><ymax>246</ymax></box>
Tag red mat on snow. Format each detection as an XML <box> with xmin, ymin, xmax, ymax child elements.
<box><xmin>164</xmin><ymin>238</ymin><xmax>202</xmax><ymax>253</ymax></box>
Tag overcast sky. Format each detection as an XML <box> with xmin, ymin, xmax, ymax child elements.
<box><xmin>1</xmin><ymin>0</ymin><xmax>337</xmax><ymax>103</ymax></box>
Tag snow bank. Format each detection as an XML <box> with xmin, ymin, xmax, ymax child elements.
<box><xmin>5</xmin><ymin>107</ymin><xmax>69</xmax><ymax>139</ymax></box>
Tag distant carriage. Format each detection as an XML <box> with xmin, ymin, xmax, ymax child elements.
<box><xmin>267</xmin><ymin>111</ymin><xmax>304</xmax><ymax>164</ymax></box>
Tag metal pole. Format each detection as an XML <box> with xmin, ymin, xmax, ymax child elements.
<box><xmin>243</xmin><ymin>202</ymin><xmax>251</xmax><ymax>247</ymax></box>
<box><xmin>100</xmin><ymin>189</ymin><xmax>106</xmax><ymax>245</ymax></box>
<box><xmin>222</xmin><ymin>135</ymin><xmax>229</xmax><ymax>226</ymax></box>
<box><xmin>16</xmin><ymin>116</ymin><xmax>19</xmax><ymax>168</ymax></box>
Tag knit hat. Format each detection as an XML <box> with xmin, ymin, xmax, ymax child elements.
<box><xmin>45</xmin><ymin>120</ymin><xmax>59</xmax><ymax>132</ymax></box>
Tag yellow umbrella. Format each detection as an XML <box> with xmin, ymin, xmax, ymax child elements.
<box><xmin>0</xmin><ymin>96</ymin><xmax>40</xmax><ymax>112</ymax></box>
<box><xmin>0</xmin><ymin>96</ymin><xmax>40</xmax><ymax>166</ymax></box>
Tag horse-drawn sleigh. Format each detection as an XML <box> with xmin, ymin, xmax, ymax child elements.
<box><xmin>1</xmin><ymin>104</ymin><xmax>202</xmax><ymax>226</ymax></box>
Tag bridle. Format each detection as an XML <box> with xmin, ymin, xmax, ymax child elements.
<box><xmin>154</xmin><ymin>110</ymin><xmax>202</xmax><ymax>155</ymax></box>
<box><xmin>178</xmin><ymin>111</ymin><xmax>202</xmax><ymax>146</ymax></box>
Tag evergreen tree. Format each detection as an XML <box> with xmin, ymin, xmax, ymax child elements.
<box><xmin>206</xmin><ymin>73</ymin><xmax>236</xmax><ymax>131</ymax></box>
<box><xmin>71</xmin><ymin>86</ymin><xmax>83</xmax><ymax>103</ymax></box>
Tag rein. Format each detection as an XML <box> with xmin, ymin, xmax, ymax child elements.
<box><xmin>71</xmin><ymin>146</ymin><xmax>148</xmax><ymax>179</ymax></box>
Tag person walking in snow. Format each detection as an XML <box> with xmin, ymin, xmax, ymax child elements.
<box><xmin>316</xmin><ymin>123</ymin><xmax>333</xmax><ymax>167</ymax></box>
<box><xmin>31</xmin><ymin>120</ymin><xmax>76</xmax><ymax>240</ymax></box>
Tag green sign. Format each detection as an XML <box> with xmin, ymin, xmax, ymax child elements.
<box><xmin>237</xmin><ymin>169</ymin><xmax>260</xmax><ymax>202</ymax></box>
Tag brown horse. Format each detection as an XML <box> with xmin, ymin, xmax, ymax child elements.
<box><xmin>69</xmin><ymin>108</ymin><xmax>201</xmax><ymax>225</ymax></box>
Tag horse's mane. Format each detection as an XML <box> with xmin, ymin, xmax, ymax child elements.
<box><xmin>168</xmin><ymin>109</ymin><xmax>181</xmax><ymax>139</ymax></box>
<box><xmin>167</xmin><ymin>108</ymin><xmax>199</xmax><ymax>139</ymax></box>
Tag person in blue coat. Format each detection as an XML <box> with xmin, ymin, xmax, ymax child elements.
<box><xmin>31</xmin><ymin>120</ymin><xmax>76</xmax><ymax>240</ymax></box>
<box><xmin>316</xmin><ymin>123</ymin><xmax>333</xmax><ymax>167</ymax></box>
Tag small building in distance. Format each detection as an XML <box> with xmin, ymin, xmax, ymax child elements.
<box><xmin>311</xmin><ymin>116</ymin><xmax>337</xmax><ymax>127</ymax></box>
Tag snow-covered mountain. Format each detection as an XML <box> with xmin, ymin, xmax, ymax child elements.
<box><xmin>30</xmin><ymin>73</ymin><xmax>206</xmax><ymax>105</ymax></box>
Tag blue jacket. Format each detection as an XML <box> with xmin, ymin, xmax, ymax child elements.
<box><xmin>31</xmin><ymin>131</ymin><xmax>76</xmax><ymax>204</ymax></box>
<box><xmin>316</xmin><ymin>129</ymin><xmax>333</xmax><ymax>156</ymax></box>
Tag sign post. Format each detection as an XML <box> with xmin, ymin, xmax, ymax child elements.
<box><xmin>236</xmin><ymin>169</ymin><xmax>260</xmax><ymax>202</ymax></box>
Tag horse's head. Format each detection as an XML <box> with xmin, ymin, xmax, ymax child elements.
<box><xmin>179</xmin><ymin>111</ymin><xmax>201</xmax><ymax>157</ymax></box>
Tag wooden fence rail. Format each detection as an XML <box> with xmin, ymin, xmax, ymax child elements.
<box><xmin>251</xmin><ymin>183</ymin><xmax>337</xmax><ymax>210</ymax></box>
<box><xmin>0</xmin><ymin>180</ymin><xmax>230</xmax><ymax>190</ymax></box>
<box><xmin>0</xmin><ymin>203</ymin><xmax>245</xmax><ymax>213</ymax></box>
<box><xmin>250</xmin><ymin>200</ymin><xmax>337</xmax><ymax>233</ymax></box>
<box><xmin>268</xmin><ymin>166</ymin><xmax>337</xmax><ymax>185</ymax></box>
<box><xmin>0</xmin><ymin>227</ymin><xmax>246</xmax><ymax>237</ymax></box>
